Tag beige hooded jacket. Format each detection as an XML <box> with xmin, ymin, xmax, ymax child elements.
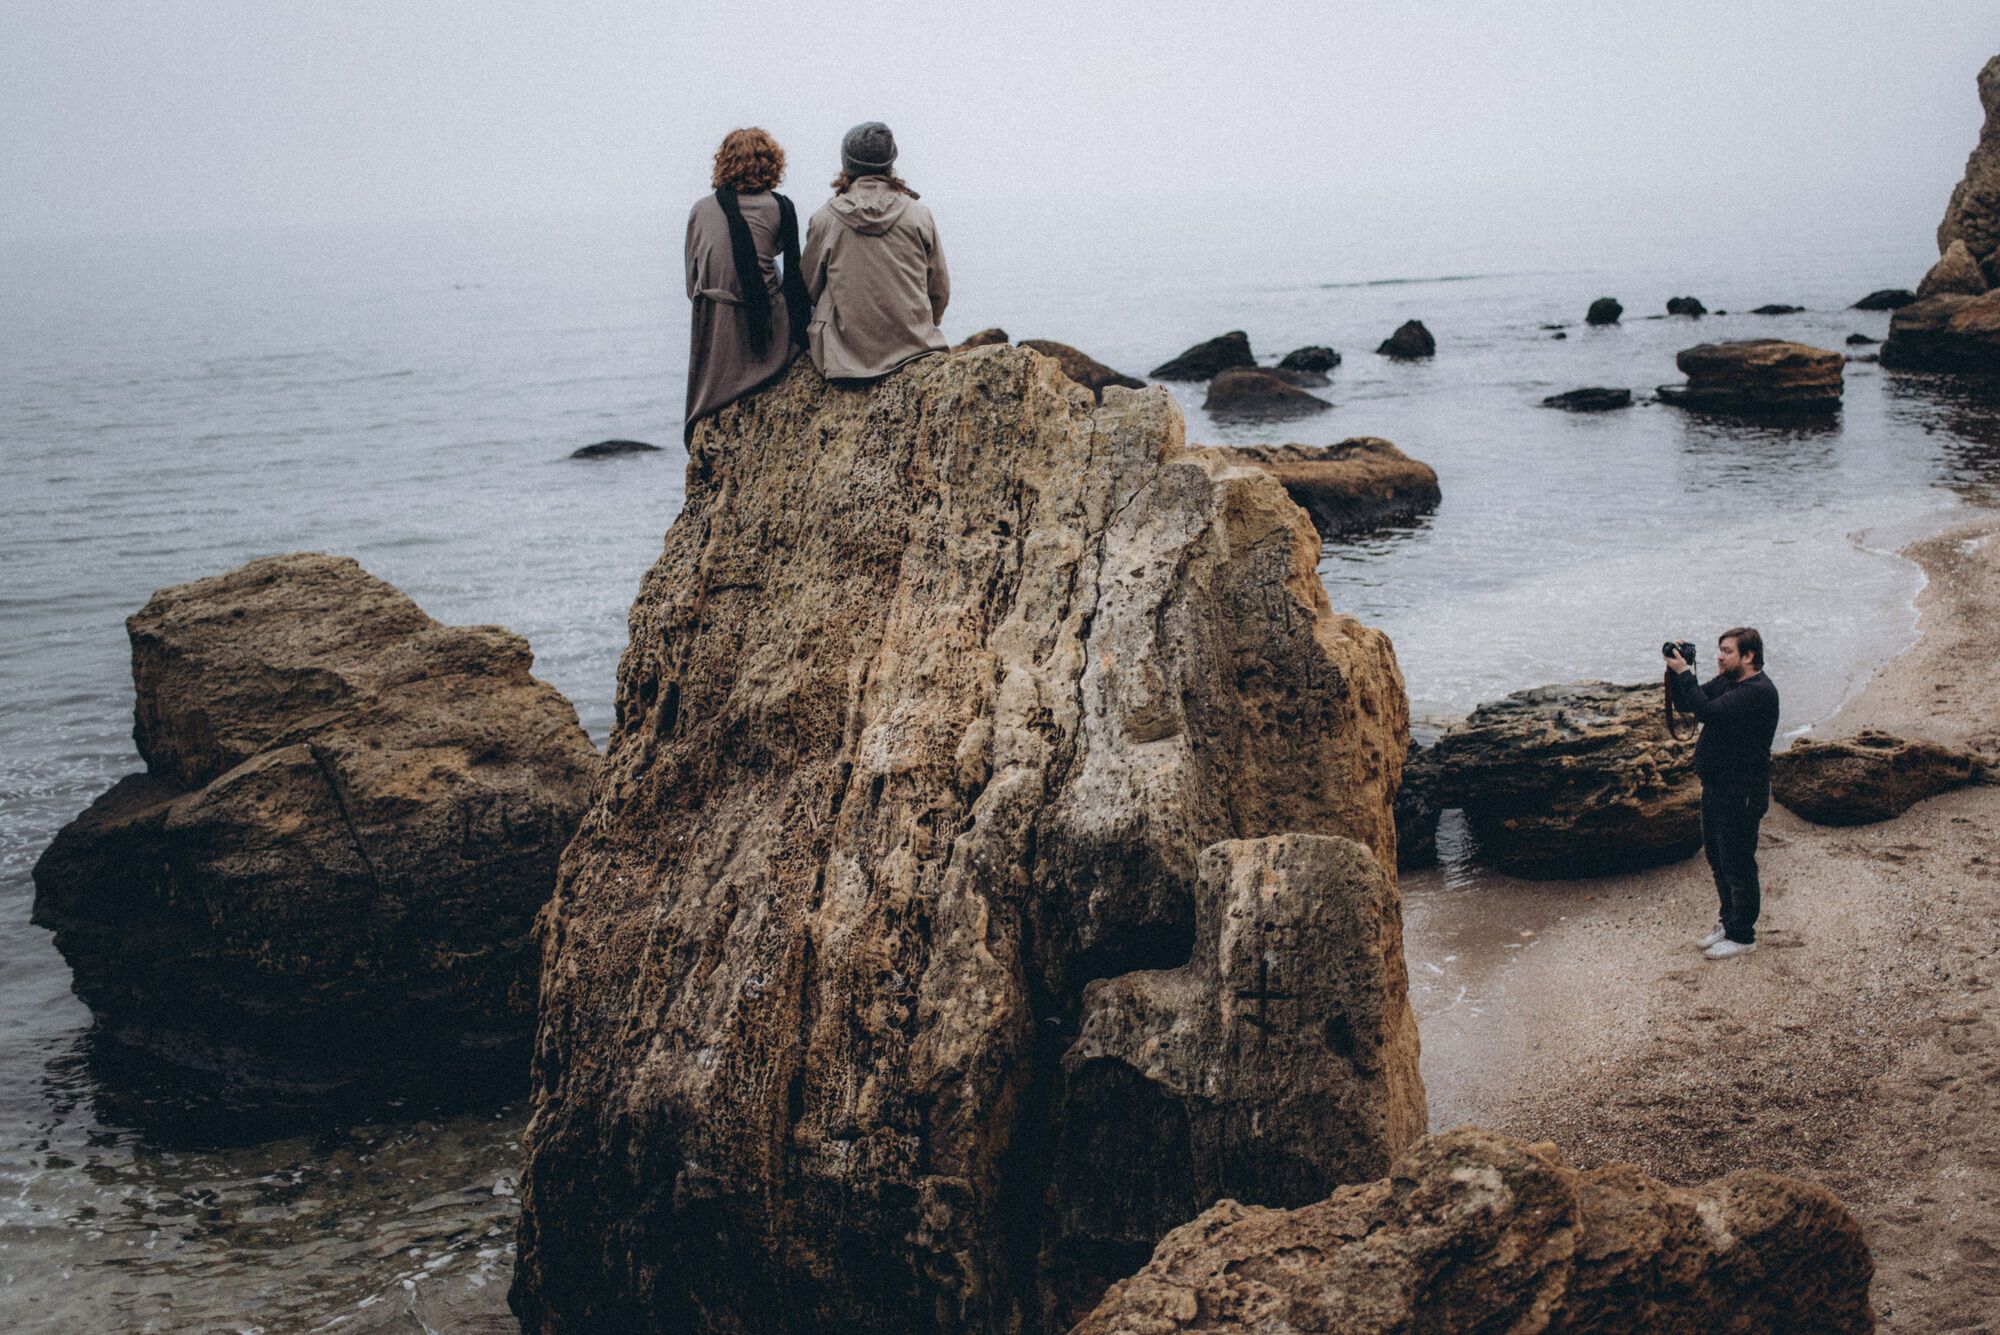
<box><xmin>801</xmin><ymin>177</ymin><xmax>949</xmax><ymax>380</ymax></box>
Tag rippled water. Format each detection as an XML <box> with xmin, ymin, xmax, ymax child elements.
<box><xmin>3</xmin><ymin>203</ymin><xmax>1998</xmax><ymax>1330</ymax></box>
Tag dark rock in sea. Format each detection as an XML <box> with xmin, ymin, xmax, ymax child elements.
<box><xmin>1074</xmin><ymin>1128</ymin><xmax>1876</xmax><ymax>1335</ymax></box>
<box><xmin>1656</xmin><ymin>340</ymin><xmax>1844</xmax><ymax>415</ymax></box>
<box><xmin>1149</xmin><ymin>330</ymin><xmax>1256</xmax><ymax>379</ymax></box>
<box><xmin>509</xmin><ymin>351</ymin><xmax>1422</xmax><ymax>1334</ymax></box>
<box><xmin>1666</xmin><ymin>295</ymin><xmax>1708</xmax><ymax>316</ymax></box>
<box><xmin>1936</xmin><ymin>55</ymin><xmax>2000</xmax><ymax>285</ymax></box>
<box><xmin>1375</xmin><ymin>320</ymin><xmax>1436</xmax><ymax>359</ymax></box>
<box><xmin>1772</xmin><ymin>729</ymin><xmax>1987</xmax><ymax>825</ymax></box>
<box><xmin>1540</xmin><ymin>322</ymin><xmax>1569</xmax><ymax>331</ymax></box>
<box><xmin>1919</xmin><ymin>239</ymin><xmax>1990</xmax><ymax>298</ymax></box>
<box><xmin>1423</xmin><ymin>681</ymin><xmax>1700</xmax><ymax>879</ymax></box>
<box><xmin>954</xmin><ymin>326</ymin><xmax>1011</xmax><ymax>349</ymax></box>
<box><xmin>30</xmin><ymin>554</ymin><xmax>599</xmax><ymax>1105</ymax></box>
<box><xmin>1847</xmin><ymin>333</ymin><xmax>1880</xmax><ymax>345</ymax></box>
<box><xmin>1853</xmin><ymin>288</ymin><xmax>1919</xmax><ymax>311</ymax></box>
<box><xmin>1585</xmin><ymin>296</ymin><xmax>1623</xmax><ymax>326</ymax></box>
<box><xmin>1395</xmin><ymin>740</ymin><xmax>1442</xmax><ymax>871</ymax></box>
<box><xmin>1267</xmin><ymin>366</ymin><xmax>1331</xmax><ymax>388</ymax></box>
<box><xmin>1017</xmin><ymin>338</ymin><xmax>1145</xmax><ymax>401</ymax></box>
<box><xmin>570</xmin><ymin>439</ymin><xmax>660</xmax><ymax>459</ymax></box>
<box><xmin>1879</xmin><ymin>291</ymin><xmax>2000</xmax><ymax>373</ymax></box>
<box><xmin>1202</xmin><ymin>367</ymin><xmax>1331</xmax><ymax>420</ymax></box>
<box><xmin>1196</xmin><ymin>438</ymin><xmax>1441</xmax><ymax>540</ymax></box>
<box><xmin>1277</xmin><ymin>345</ymin><xmax>1341</xmax><ymax>373</ymax></box>
<box><xmin>1542</xmin><ymin>386</ymin><xmax>1633</xmax><ymax>411</ymax></box>
<box><xmin>1751</xmin><ymin>303</ymin><xmax>1806</xmax><ymax>315</ymax></box>
<box><xmin>1551</xmin><ymin>331</ymin><xmax>1568</xmax><ymax>339</ymax></box>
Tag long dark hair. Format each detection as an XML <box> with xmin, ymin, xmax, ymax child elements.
<box><xmin>830</xmin><ymin>170</ymin><xmax>920</xmax><ymax>198</ymax></box>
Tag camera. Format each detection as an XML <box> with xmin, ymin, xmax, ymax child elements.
<box><xmin>1661</xmin><ymin>640</ymin><xmax>1696</xmax><ymax>664</ymax></box>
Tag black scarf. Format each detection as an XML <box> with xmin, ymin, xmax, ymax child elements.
<box><xmin>715</xmin><ymin>187</ymin><xmax>811</xmax><ymax>358</ymax></box>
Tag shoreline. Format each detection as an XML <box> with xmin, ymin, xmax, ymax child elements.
<box><xmin>1404</xmin><ymin>503</ymin><xmax>2000</xmax><ymax>1330</ymax></box>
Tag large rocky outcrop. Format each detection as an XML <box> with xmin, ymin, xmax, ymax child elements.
<box><xmin>1919</xmin><ymin>239</ymin><xmax>1990</xmax><ymax>299</ymax></box>
<box><xmin>1880</xmin><ymin>289</ymin><xmax>2000</xmax><ymax>374</ymax></box>
<box><xmin>1193</xmin><ymin>440</ymin><xmax>1439</xmax><ymax>540</ymax></box>
<box><xmin>30</xmin><ymin>554</ymin><xmax>598</xmax><ymax>1100</ymax></box>
<box><xmin>1657</xmin><ymin>339</ymin><xmax>1844</xmax><ymax>415</ymax></box>
<box><xmin>509</xmin><ymin>349</ymin><xmax>1421</xmax><ymax>1334</ymax></box>
<box><xmin>1938</xmin><ymin>54</ymin><xmax>2000</xmax><ymax>286</ymax></box>
<box><xmin>1772</xmin><ymin>729</ymin><xmax>1988</xmax><ymax>825</ymax></box>
<box><xmin>1074</xmin><ymin>1128</ymin><xmax>1876</xmax><ymax>1334</ymax></box>
<box><xmin>1424</xmin><ymin>682</ymin><xmax>1700</xmax><ymax>879</ymax></box>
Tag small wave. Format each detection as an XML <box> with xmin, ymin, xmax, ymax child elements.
<box><xmin>1316</xmin><ymin>273</ymin><xmax>1505</xmax><ymax>291</ymax></box>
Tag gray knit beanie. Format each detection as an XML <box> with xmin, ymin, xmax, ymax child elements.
<box><xmin>840</xmin><ymin>122</ymin><xmax>898</xmax><ymax>177</ymax></box>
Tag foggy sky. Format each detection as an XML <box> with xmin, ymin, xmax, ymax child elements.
<box><xmin>3</xmin><ymin>1</ymin><xmax>1993</xmax><ymax>243</ymax></box>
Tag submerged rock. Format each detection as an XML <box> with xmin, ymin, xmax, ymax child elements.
<box><xmin>1918</xmin><ymin>239</ymin><xmax>1990</xmax><ymax>299</ymax></box>
<box><xmin>954</xmin><ymin>327</ymin><xmax>1011</xmax><ymax>349</ymax></box>
<box><xmin>570</xmin><ymin>439</ymin><xmax>660</xmax><ymax>458</ymax></box>
<box><xmin>1772</xmin><ymin>729</ymin><xmax>1987</xmax><ymax>825</ymax></box>
<box><xmin>1853</xmin><ymin>288</ymin><xmax>1918</xmax><ymax>310</ymax></box>
<box><xmin>1585</xmin><ymin>296</ymin><xmax>1623</xmax><ymax>325</ymax></box>
<box><xmin>1074</xmin><ymin>1128</ymin><xmax>1875</xmax><ymax>1335</ymax></box>
<box><xmin>1666</xmin><ymin>295</ymin><xmax>1708</xmax><ymax>316</ymax></box>
<box><xmin>1880</xmin><ymin>290</ymin><xmax>2000</xmax><ymax>373</ymax></box>
<box><xmin>1201</xmin><ymin>367</ymin><xmax>1331</xmax><ymax>421</ymax></box>
<box><xmin>1751</xmin><ymin>303</ymin><xmax>1806</xmax><ymax>315</ymax></box>
<box><xmin>30</xmin><ymin>554</ymin><xmax>598</xmax><ymax>1103</ymax></box>
<box><xmin>1195</xmin><ymin>438</ymin><xmax>1440</xmax><ymax>539</ymax></box>
<box><xmin>1276</xmin><ymin>345</ymin><xmax>1341</xmax><ymax>373</ymax></box>
<box><xmin>1374</xmin><ymin>320</ymin><xmax>1435</xmax><ymax>359</ymax></box>
<box><xmin>1847</xmin><ymin>333</ymin><xmax>1880</xmax><ymax>345</ymax></box>
<box><xmin>510</xmin><ymin>351</ymin><xmax>1421</xmax><ymax>1333</ymax></box>
<box><xmin>1423</xmin><ymin>681</ymin><xmax>1699</xmax><ymax>879</ymax></box>
<box><xmin>1016</xmin><ymin>338</ymin><xmax>1146</xmax><ymax>401</ymax></box>
<box><xmin>1937</xmin><ymin>54</ymin><xmax>2000</xmax><ymax>283</ymax></box>
<box><xmin>1657</xmin><ymin>339</ymin><xmax>1844</xmax><ymax>415</ymax></box>
<box><xmin>1149</xmin><ymin>331</ymin><xmax>1255</xmax><ymax>379</ymax></box>
<box><xmin>1542</xmin><ymin>386</ymin><xmax>1633</xmax><ymax>411</ymax></box>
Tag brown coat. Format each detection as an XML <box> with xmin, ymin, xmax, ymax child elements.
<box><xmin>801</xmin><ymin>178</ymin><xmax>949</xmax><ymax>380</ymax></box>
<box><xmin>684</xmin><ymin>190</ymin><xmax>800</xmax><ymax>441</ymax></box>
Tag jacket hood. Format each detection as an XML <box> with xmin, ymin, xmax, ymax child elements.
<box><xmin>828</xmin><ymin>177</ymin><xmax>910</xmax><ymax>235</ymax></box>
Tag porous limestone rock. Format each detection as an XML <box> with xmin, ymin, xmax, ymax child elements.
<box><xmin>1772</xmin><ymin>729</ymin><xmax>1987</xmax><ymax>825</ymax></box>
<box><xmin>1880</xmin><ymin>290</ymin><xmax>2000</xmax><ymax>374</ymax></box>
<box><xmin>1073</xmin><ymin>1128</ymin><xmax>1876</xmax><ymax>1335</ymax></box>
<box><xmin>30</xmin><ymin>554</ymin><xmax>598</xmax><ymax>1100</ymax></box>
<box><xmin>1585</xmin><ymin>296</ymin><xmax>1622</xmax><ymax>326</ymax></box>
<box><xmin>1017</xmin><ymin>339</ymin><xmax>1145</xmax><ymax>401</ymax></box>
<box><xmin>1656</xmin><ymin>339</ymin><xmax>1844</xmax><ymax>415</ymax></box>
<box><xmin>1374</xmin><ymin>320</ymin><xmax>1435</xmax><ymax>359</ymax></box>
<box><xmin>509</xmin><ymin>348</ymin><xmax>1420</xmax><ymax>1334</ymax></box>
<box><xmin>1938</xmin><ymin>54</ymin><xmax>2000</xmax><ymax>283</ymax></box>
<box><xmin>1424</xmin><ymin>681</ymin><xmax>1700</xmax><ymax>879</ymax></box>
<box><xmin>1919</xmin><ymin>239</ymin><xmax>1990</xmax><ymax>299</ymax></box>
<box><xmin>1192</xmin><ymin>440</ymin><xmax>1439</xmax><ymax>540</ymax></box>
<box><xmin>1200</xmin><ymin>368</ymin><xmax>1331</xmax><ymax>422</ymax></box>
<box><xmin>1149</xmin><ymin>331</ymin><xmax>1256</xmax><ymax>380</ymax></box>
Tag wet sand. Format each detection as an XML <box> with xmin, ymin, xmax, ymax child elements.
<box><xmin>1406</xmin><ymin>510</ymin><xmax>2000</xmax><ymax>1332</ymax></box>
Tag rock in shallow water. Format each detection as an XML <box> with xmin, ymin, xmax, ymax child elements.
<box><xmin>30</xmin><ymin>554</ymin><xmax>598</xmax><ymax>1104</ymax></box>
<box><xmin>509</xmin><ymin>351</ymin><xmax>1421</xmax><ymax>1334</ymax></box>
<box><xmin>1880</xmin><ymin>289</ymin><xmax>2000</xmax><ymax>373</ymax></box>
<box><xmin>1374</xmin><ymin>320</ymin><xmax>1435</xmax><ymax>359</ymax></box>
<box><xmin>1772</xmin><ymin>728</ymin><xmax>1987</xmax><ymax>825</ymax></box>
<box><xmin>1276</xmin><ymin>345</ymin><xmax>1340</xmax><ymax>373</ymax></box>
<box><xmin>1853</xmin><ymin>288</ymin><xmax>1918</xmax><ymax>310</ymax></box>
<box><xmin>1194</xmin><ymin>439</ymin><xmax>1439</xmax><ymax>540</ymax></box>
<box><xmin>570</xmin><ymin>439</ymin><xmax>660</xmax><ymax>458</ymax></box>
<box><xmin>1666</xmin><ymin>295</ymin><xmax>1708</xmax><ymax>316</ymax></box>
<box><xmin>1585</xmin><ymin>296</ymin><xmax>1622</xmax><ymax>325</ymax></box>
<box><xmin>1073</xmin><ymin>1127</ymin><xmax>1875</xmax><ymax>1335</ymax></box>
<box><xmin>1657</xmin><ymin>339</ymin><xmax>1844</xmax><ymax>415</ymax></box>
<box><xmin>1542</xmin><ymin>386</ymin><xmax>1633</xmax><ymax>411</ymax></box>
<box><xmin>1150</xmin><ymin>330</ymin><xmax>1255</xmax><ymax>379</ymax></box>
<box><xmin>1201</xmin><ymin>367</ymin><xmax>1331</xmax><ymax>421</ymax></box>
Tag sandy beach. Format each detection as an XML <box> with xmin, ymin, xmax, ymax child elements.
<box><xmin>1407</xmin><ymin>507</ymin><xmax>2000</xmax><ymax>1332</ymax></box>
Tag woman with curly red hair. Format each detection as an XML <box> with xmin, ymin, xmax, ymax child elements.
<box><xmin>683</xmin><ymin>127</ymin><xmax>811</xmax><ymax>442</ymax></box>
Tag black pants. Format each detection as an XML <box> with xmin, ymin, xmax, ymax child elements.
<box><xmin>1701</xmin><ymin>784</ymin><xmax>1768</xmax><ymax>944</ymax></box>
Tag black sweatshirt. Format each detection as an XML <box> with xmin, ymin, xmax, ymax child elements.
<box><xmin>1670</xmin><ymin>668</ymin><xmax>1780</xmax><ymax>789</ymax></box>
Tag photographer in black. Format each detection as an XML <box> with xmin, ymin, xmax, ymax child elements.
<box><xmin>1663</xmin><ymin>627</ymin><xmax>1780</xmax><ymax>960</ymax></box>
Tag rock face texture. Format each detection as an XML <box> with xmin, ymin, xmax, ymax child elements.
<box><xmin>1772</xmin><ymin>729</ymin><xmax>1987</xmax><ymax>825</ymax></box>
<box><xmin>1657</xmin><ymin>339</ymin><xmax>1844</xmax><ymax>415</ymax></box>
<box><xmin>30</xmin><ymin>554</ymin><xmax>598</xmax><ymax>1099</ymax></box>
<box><xmin>1149</xmin><ymin>331</ymin><xmax>1255</xmax><ymax>380</ymax></box>
<box><xmin>1392</xmin><ymin>741</ymin><xmax>1441</xmax><ymax>872</ymax></box>
<box><xmin>1882</xmin><ymin>289</ymin><xmax>2000</xmax><ymax>374</ymax></box>
<box><xmin>509</xmin><ymin>349</ymin><xmax>1422</xmax><ymax>1334</ymax></box>
<box><xmin>1374</xmin><ymin>320</ymin><xmax>1435</xmax><ymax>359</ymax></box>
<box><xmin>1541</xmin><ymin>386</ymin><xmax>1632</xmax><ymax>411</ymax></box>
<box><xmin>1200</xmin><ymin>368</ymin><xmax>1331</xmax><ymax>421</ymax></box>
<box><xmin>1423</xmin><ymin>682</ymin><xmax>1700</xmax><ymax>879</ymax></box>
<box><xmin>1016</xmin><ymin>339</ymin><xmax>1146</xmax><ymax>401</ymax></box>
<box><xmin>1073</xmin><ymin>1128</ymin><xmax>1876</xmax><ymax>1335</ymax></box>
<box><xmin>1585</xmin><ymin>296</ymin><xmax>1622</xmax><ymax>326</ymax></box>
<box><xmin>1193</xmin><ymin>440</ymin><xmax>1439</xmax><ymax>541</ymax></box>
<box><xmin>1919</xmin><ymin>239</ymin><xmax>1990</xmax><ymax>299</ymax></box>
<box><xmin>1938</xmin><ymin>54</ymin><xmax>2000</xmax><ymax>285</ymax></box>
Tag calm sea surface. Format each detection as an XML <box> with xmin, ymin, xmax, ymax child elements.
<box><xmin>4</xmin><ymin>199</ymin><xmax>1998</xmax><ymax>1330</ymax></box>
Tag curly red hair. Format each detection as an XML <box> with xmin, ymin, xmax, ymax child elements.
<box><xmin>711</xmin><ymin>128</ymin><xmax>785</xmax><ymax>192</ymax></box>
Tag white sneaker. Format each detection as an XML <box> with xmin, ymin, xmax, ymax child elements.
<box><xmin>1697</xmin><ymin>923</ymin><xmax>1727</xmax><ymax>949</ymax></box>
<box><xmin>1704</xmin><ymin>939</ymin><xmax>1757</xmax><ymax>960</ymax></box>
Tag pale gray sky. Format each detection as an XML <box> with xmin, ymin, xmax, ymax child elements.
<box><xmin>2</xmin><ymin>1</ymin><xmax>1992</xmax><ymax>241</ymax></box>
